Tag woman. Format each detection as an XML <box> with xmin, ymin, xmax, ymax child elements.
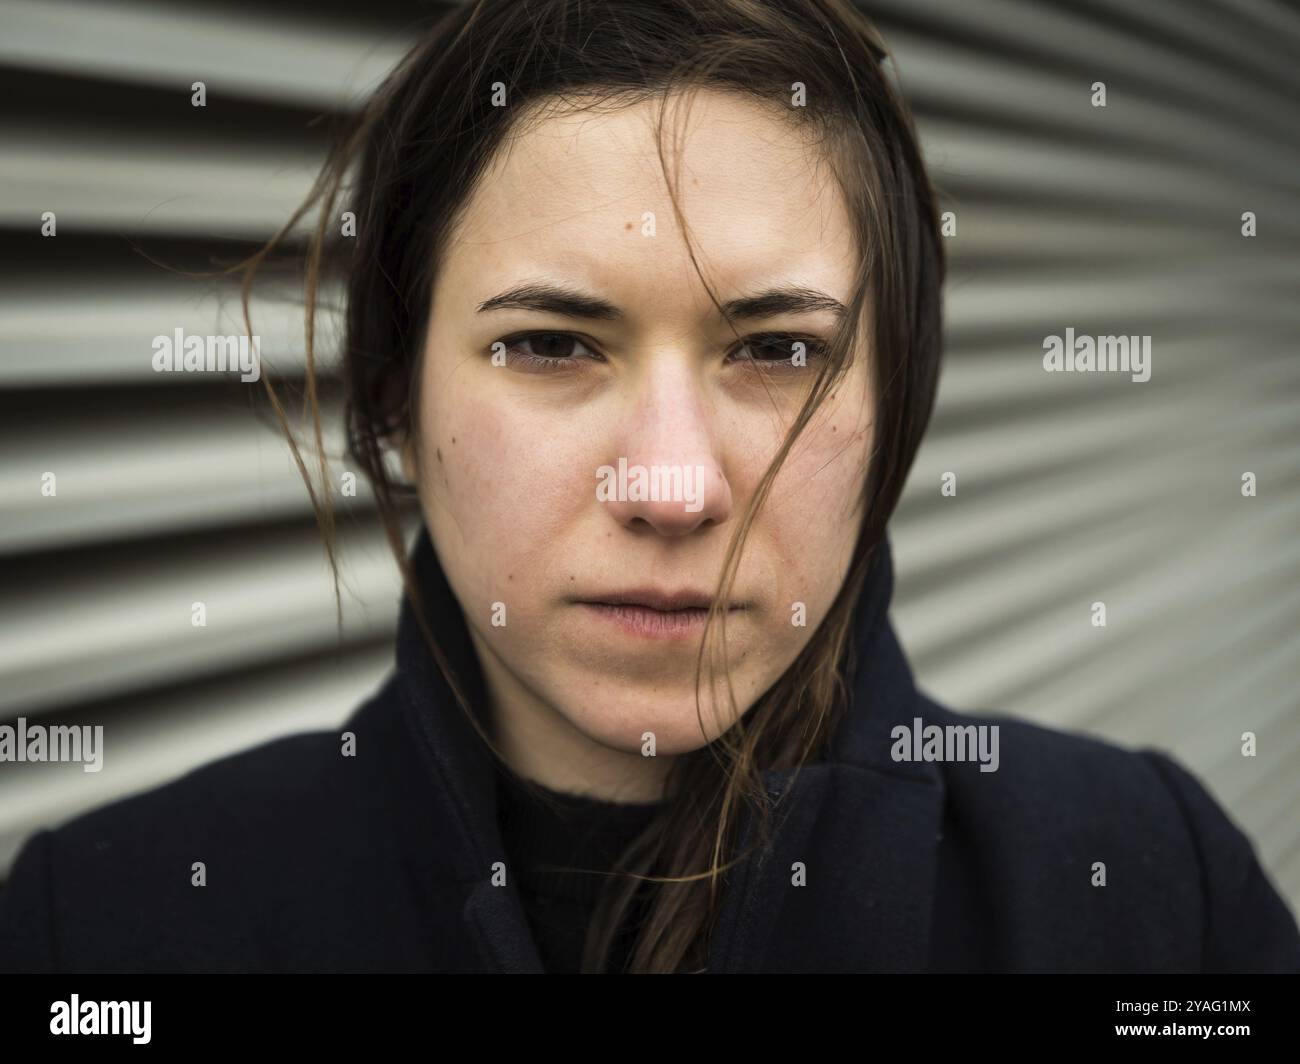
<box><xmin>2</xmin><ymin>0</ymin><xmax>1297</xmax><ymax>974</ymax></box>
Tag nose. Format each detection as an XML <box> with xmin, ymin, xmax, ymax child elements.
<box><xmin>598</xmin><ymin>357</ymin><xmax>733</xmax><ymax>536</ymax></box>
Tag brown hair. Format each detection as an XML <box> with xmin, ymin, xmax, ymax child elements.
<box><xmin>238</xmin><ymin>0</ymin><xmax>944</xmax><ymax>972</ymax></box>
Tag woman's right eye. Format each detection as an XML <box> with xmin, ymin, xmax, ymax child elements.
<box><xmin>491</xmin><ymin>332</ymin><xmax>602</xmax><ymax>371</ymax></box>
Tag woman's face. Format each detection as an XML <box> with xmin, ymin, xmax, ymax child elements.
<box><xmin>407</xmin><ymin>89</ymin><xmax>873</xmax><ymax>795</ymax></box>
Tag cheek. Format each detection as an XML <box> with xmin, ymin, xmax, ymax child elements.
<box><xmin>420</xmin><ymin>383</ymin><xmax>593</xmax><ymax>593</ymax></box>
<box><xmin>755</xmin><ymin>388</ymin><xmax>872</xmax><ymax>609</ymax></box>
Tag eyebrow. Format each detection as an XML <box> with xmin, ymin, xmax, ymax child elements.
<box><xmin>476</xmin><ymin>281</ymin><xmax>848</xmax><ymax>322</ymax></box>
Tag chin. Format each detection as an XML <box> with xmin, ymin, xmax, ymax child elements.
<box><xmin>563</xmin><ymin>683</ymin><xmax>749</xmax><ymax>756</ymax></box>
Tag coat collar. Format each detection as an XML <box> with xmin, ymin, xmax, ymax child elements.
<box><xmin>392</xmin><ymin>527</ymin><xmax>943</xmax><ymax>972</ymax></box>
<box><xmin>707</xmin><ymin>536</ymin><xmax>945</xmax><ymax>972</ymax></box>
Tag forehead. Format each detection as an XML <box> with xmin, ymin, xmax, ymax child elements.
<box><xmin>441</xmin><ymin>90</ymin><xmax>858</xmax><ymax>313</ymax></box>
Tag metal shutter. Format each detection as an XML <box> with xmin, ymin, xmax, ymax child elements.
<box><xmin>2</xmin><ymin>0</ymin><xmax>1297</xmax><ymax>918</ymax></box>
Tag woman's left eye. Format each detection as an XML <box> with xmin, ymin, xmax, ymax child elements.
<box><xmin>729</xmin><ymin>334</ymin><xmax>829</xmax><ymax>369</ymax></box>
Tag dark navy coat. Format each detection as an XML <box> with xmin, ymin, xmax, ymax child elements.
<box><xmin>2</xmin><ymin>529</ymin><xmax>1297</xmax><ymax>972</ymax></box>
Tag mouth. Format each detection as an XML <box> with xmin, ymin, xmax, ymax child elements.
<box><xmin>573</xmin><ymin>588</ymin><xmax>748</xmax><ymax>640</ymax></box>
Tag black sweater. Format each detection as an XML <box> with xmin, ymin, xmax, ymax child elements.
<box><xmin>492</xmin><ymin>760</ymin><xmax>662</xmax><ymax>973</ymax></box>
<box><xmin>1</xmin><ymin>526</ymin><xmax>1298</xmax><ymax>972</ymax></box>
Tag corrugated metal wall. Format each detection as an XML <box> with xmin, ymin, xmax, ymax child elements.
<box><xmin>2</xmin><ymin>0</ymin><xmax>1297</xmax><ymax>914</ymax></box>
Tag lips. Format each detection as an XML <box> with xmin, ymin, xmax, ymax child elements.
<box><xmin>581</xmin><ymin>587</ymin><xmax>738</xmax><ymax>612</ymax></box>
<box><xmin>573</xmin><ymin>588</ymin><xmax>747</xmax><ymax>640</ymax></box>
